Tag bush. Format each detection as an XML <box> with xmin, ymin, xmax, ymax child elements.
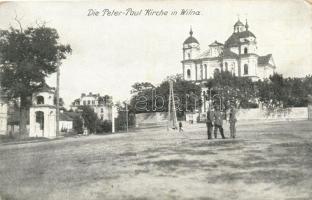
<box><xmin>73</xmin><ymin>116</ymin><xmax>83</xmax><ymax>134</ymax></box>
<box><xmin>96</xmin><ymin>120</ymin><xmax>112</xmax><ymax>134</ymax></box>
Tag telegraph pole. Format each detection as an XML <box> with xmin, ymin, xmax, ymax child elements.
<box><xmin>56</xmin><ymin>64</ymin><xmax>60</xmax><ymax>137</ymax></box>
<box><xmin>167</xmin><ymin>80</ymin><xmax>177</xmax><ymax>131</ymax></box>
<box><xmin>125</xmin><ymin>103</ymin><xmax>128</xmax><ymax>133</ymax></box>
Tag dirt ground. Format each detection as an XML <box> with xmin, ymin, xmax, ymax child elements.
<box><xmin>0</xmin><ymin>120</ymin><xmax>311</xmax><ymax>200</ymax></box>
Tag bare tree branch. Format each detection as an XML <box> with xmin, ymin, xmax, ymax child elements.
<box><xmin>14</xmin><ymin>11</ymin><xmax>23</xmax><ymax>32</ymax></box>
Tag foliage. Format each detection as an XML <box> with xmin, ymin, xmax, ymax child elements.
<box><xmin>257</xmin><ymin>74</ymin><xmax>312</xmax><ymax>110</ymax></box>
<box><xmin>95</xmin><ymin>120</ymin><xmax>112</xmax><ymax>133</ymax></box>
<box><xmin>115</xmin><ymin>103</ymin><xmax>136</xmax><ymax>131</ymax></box>
<box><xmin>81</xmin><ymin>106</ymin><xmax>98</xmax><ymax>133</ymax></box>
<box><xmin>98</xmin><ymin>95</ymin><xmax>113</xmax><ymax>106</ymax></box>
<box><xmin>129</xmin><ymin>74</ymin><xmax>202</xmax><ymax>119</ymax></box>
<box><xmin>0</xmin><ymin>24</ymin><xmax>71</xmax><ymax>134</ymax></box>
<box><xmin>73</xmin><ymin>116</ymin><xmax>83</xmax><ymax>134</ymax></box>
<box><xmin>204</xmin><ymin>70</ymin><xmax>257</xmax><ymax>111</ymax></box>
<box><xmin>130</xmin><ymin>71</ymin><xmax>312</xmax><ymax>117</ymax></box>
<box><xmin>54</xmin><ymin>97</ymin><xmax>65</xmax><ymax>107</ymax></box>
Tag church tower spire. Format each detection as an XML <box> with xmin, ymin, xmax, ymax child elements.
<box><xmin>245</xmin><ymin>18</ymin><xmax>249</xmax><ymax>30</ymax></box>
<box><xmin>189</xmin><ymin>26</ymin><xmax>193</xmax><ymax>36</ymax></box>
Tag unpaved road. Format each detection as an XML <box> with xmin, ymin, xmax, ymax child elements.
<box><xmin>0</xmin><ymin>120</ymin><xmax>311</xmax><ymax>200</ymax></box>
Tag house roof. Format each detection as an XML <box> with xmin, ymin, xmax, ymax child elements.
<box><xmin>224</xmin><ymin>31</ymin><xmax>256</xmax><ymax>47</ymax></box>
<box><xmin>258</xmin><ymin>54</ymin><xmax>272</xmax><ymax>66</ymax></box>
<box><xmin>64</xmin><ymin>111</ymin><xmax>81</xmax><ymax>119</ymax></box>
<box><xmin>60</xmin><ymin>112</ymin><xmax>73</xmax><ymax>121</ymax></box>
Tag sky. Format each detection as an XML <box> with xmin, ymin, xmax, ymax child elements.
<box><xmin>0</xmin><ymin>0</ymin><xmax>311</xmax><ymax>107</ymax></box>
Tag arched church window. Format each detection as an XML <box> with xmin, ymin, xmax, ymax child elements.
<box><xmin>36</xmin><ymin>96</ymin><xmax>44</xmax><ymax>104</ymax></box>
<box><xmin>187</xmin><ymin>69</ymin><xmax>191</xmax><ymax>78</ymax></box>
<box><xmin>225</xmin><ymin>62</ymin><xmax>228</xmax><ymax>71</ymax></box>
<box><xmin>244</xmin><ymin>64</ymin><xmax>248</xmax><ymax>75</ymax></box>
<box><xmin>244</xmin><ymin>47</ymin><xmax>248</xmax><ymax>54</ymax></box>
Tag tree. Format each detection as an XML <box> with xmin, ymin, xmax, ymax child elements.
<box><xmin>73</xmin><ymin>116</ymin><xmax>83</xmax><ymax>134</ymax></box>
<box><xmin>81</xmin><ymin>106</ymin><xmax>98</xmax><ymax>134</ymax></box>
<box><xmin>54</xmin><ymin>97</ymin><xmax>65</xmax><ymax>107</ymax></box>
<box><xmin>0</xmin><ymin>23</ymin><xmax>71</xmax><ymax>135</ymax></box>
<box><xmin>95</xmin><ymin>120</ymin><xmax>112</xmax><ymax>133</ymax></box>
<box><xmin>257</xmin><ymin>73</ymin><xmax>288</xmax><ymax>110</ymax></box>
<box><xmin>204</xmin><ymin>71</ymin><xmax>257</xmax><ymax>111</ymax></box>
<box><xmin>129</xmin><ymin>74</ymin><xmax>202</xmax><ymax>120</ymax></box>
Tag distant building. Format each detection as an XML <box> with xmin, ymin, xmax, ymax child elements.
<box><xmin>181</xmin><ymin>19</ymin><xmax>276</xmax><ymax>82</ymax></box>
<box><xmin>59</xmin><ymin>110</ymin><xmax>74</xmax><ymax>132</ymax></box>
<box><xmin>71</xmin><ymin>92</ymin><xmax>113</xmax><ymax>121</ymax></box>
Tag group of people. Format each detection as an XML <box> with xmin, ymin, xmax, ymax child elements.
<box><xmin>206</xmin><ymin>106</ymin><xmax>237</xmax><ymax>140</ymax></box>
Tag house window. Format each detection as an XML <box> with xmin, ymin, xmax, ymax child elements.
<box><xmin>225</xmin><ymin>62</ymin><xmax>228</xmax><ymax>71</ymax></box>
<box><xmin>100</xmin><ymin>115</ymin><xmax>104</xmax><ymax>120</ymax></box>
<box><xmin>188</xmin><ymin>53</ymin><xmax>191</xmax><ymax>59</ymax></box>
<box><xmin>101</xmin><ymin>108</ymin><xmax>104</xmax><ymax>113</ymax></box>
<box><xmin>92</xmin><ymin>100</ymin><xmax>95</xmax><ymax>105</ymax></box>
<box><xmin>244</xmin><ymin>47</ymin><xmax>248</xmax><ymax>54</ymax></box>
<box><xmin>244</xmin><ymin>64</ymin><xmax>248</xmax><ymax>75</ymax></box>
<box><xmin>187</xmin><ymin>69</ymin><xmax>191</xmax><ymax>78</ymax></box>
<box><xmin>88</xmin><ymin>100</ymin><xmax>91</xmax><ymax>105</ymax></box>
<box><xmin>83</xmin><ymin>100</ymin><xmax>86</xmax><ymax>105</ymax></box>
<box><xmin>204</xmin><ymin>64</ymin><xmax>207</xmax><ymax>79</ymax></box>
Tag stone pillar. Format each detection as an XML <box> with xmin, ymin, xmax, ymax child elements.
<box><xmin>308</xmin><ymin>104</ymin><xmax>312</xmax><ymax>120</ymax></box>
<box><xmin>308</xmin><ymin>95</ymin><xmax>312</xmax><ymax>120</ymax></box>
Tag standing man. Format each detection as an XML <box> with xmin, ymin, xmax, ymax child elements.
<box><xmin>179</xmin><ymin>121</ymin><xmax>183</xmax><ymax>132</ymax></box>
<box><xmin>206</xmin><ymin>106</ymin><xmax>214</xmax><ymax>140</ymax></box>
<box><xmin>213</xmin><ymin>106</ymin><xmax>225</xmax><ymax>139</ymax></box>
<box><xmin>229</xmin><ymin>106</ymin><xmax>237</xmax><ymax>138</ymax></box>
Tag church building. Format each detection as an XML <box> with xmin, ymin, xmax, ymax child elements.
<box><xmin>182</xmin><ymin>19</ymin><xmax>276</xmax><ymax>82</ymax></box>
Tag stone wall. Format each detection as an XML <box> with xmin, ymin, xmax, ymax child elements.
<box><xmin>237</xmin><ymin>107</ymin><xmax>308</xmax><ymax>121</ymax></box>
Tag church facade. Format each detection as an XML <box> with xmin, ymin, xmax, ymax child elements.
<box><xmin>181</xmin><ymin>19</ymin><xmax>276</xmax><ymax>82</ymax></box>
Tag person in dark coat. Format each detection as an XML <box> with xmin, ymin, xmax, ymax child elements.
<box><xmin>213</xmin><ymin>106</ymin><xmax>225</xmax><ymax>139</ymax></box>
<box><xmin>206</xmin><ymin>107</ymin><xmax>214</xmax><ymax>139</ymax></box>
<box><xmin>229</xmin><ymin>107</ymin><xmax>237</xmax><ymax>138</ymax></box>
<box><xmin>179</xmin><ymin>121</ymin><xmax>183</xmax><ymax>132</ymax></box>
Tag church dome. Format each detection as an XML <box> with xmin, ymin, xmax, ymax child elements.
<box><xmin>234</xmin><ymin>20</ymin><xmax>244</xmax><ymax>27</ymax></box>
<box><xmin>224</xmin><ymin>30</ymin><xmax>256</xmax><ymax>47</ymax></box>
<box><xmin>183</xmin><ymin>28</ymin><xmax>199</xmax><ymax>45</ymax></box>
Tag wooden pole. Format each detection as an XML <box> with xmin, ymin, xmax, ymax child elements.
<box><xmin>56</xmin><ymin>64</ymin><xmax>60</xmax><ymax>137</ymax></box>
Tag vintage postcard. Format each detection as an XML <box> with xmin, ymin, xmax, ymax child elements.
<box><xmin>0</xmin><ymin>0</ymin><xmax>312</xmax><ymax>199</ymax></box>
